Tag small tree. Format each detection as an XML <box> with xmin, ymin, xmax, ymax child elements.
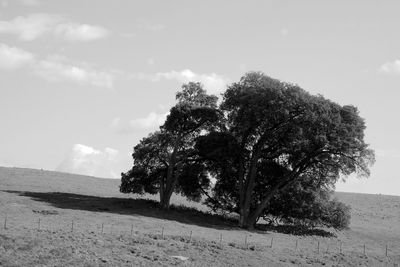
<box><xmin>120</xmin><ymin>82</ymin><xmax>220</xmax><ymax>209</ymax></box>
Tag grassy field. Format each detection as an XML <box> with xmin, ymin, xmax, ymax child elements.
<box><xmin>0</xmin><ymin>166</ymin><xmax>399</xmax><ymax>266</ymax></box>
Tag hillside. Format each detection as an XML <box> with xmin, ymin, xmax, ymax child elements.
<box><xmin>0</xmin><ymin>166</ymin><xmax>399</xmax><ymax>266</ymax></box>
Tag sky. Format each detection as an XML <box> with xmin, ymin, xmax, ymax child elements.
<box><xmin>1</xmin><ymin>0</ymin><xmax>400</xmax><ymax>195</ymax></box>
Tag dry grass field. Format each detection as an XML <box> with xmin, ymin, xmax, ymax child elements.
<box><xmin>0</xmin><ymin>166</ymin><xmax>399</xmax><ymax>266</ymax></box>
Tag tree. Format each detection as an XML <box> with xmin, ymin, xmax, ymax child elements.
<box><xmin>120</xmin><ymin>82</ymin><xmax>220</xmax><ymax>209</ymax></box>
<box><xmin>196</xmin><ymin>72</ymin><xmax>374</xmax><ymax>229</ymax></box>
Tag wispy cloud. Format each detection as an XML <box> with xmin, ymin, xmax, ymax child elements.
<box><xmin>129</xmin><ymin>111</ymin><xmax>168</xmax><ymax>129</ymax></box>
<box><xmin>111</xmin><ymin>111</ymin><xmax>168</xmax><ymax>133</ymax></box>
<box><xmin>54</xmin><ymin>23</ymin><xmax>109</xmax><ymax>42</ymax></box>
<box><xmin>0</xmin><ymin>13</ymin><xmax>57</xmax><ymax>41</ymax></box>
<box><xmin>379</xmin><ymin>59</ymin><xmax>400</xmax><ymax>75</ymax></box>
<box><xmin>35</xmin><ymin>55</ymin><xmax>114</xmax><ymax>88</ymax></box>
<box><xmin>0</xmin><ymin>43</ymin><xmax>114</xmax><ymax>88</ymax></box>
<box><xmin>156</xmin><ymin>70</ymin><xmax>229</xmax><ymax>94</ymax></box>
<box><xmin>0</xmin><ymin>13</ymin><xmax>109</xmax><ymax>42</ymax></box>
<box><xmin>0</xmin><ymin>43</ymin><xmax>34</xmax><ymax>70</ymax></box>
<box><xmin>56</xmin><ymin>144</ymin><xmax>126</xmax><ymax>178</ymax></box>
<box><xmin>131</xmin><ymin>69</ymin><xmax>229</xmax><ymax>94</ymax></box>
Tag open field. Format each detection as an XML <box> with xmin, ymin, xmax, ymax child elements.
<box><xmin>0</xmin><ymin>166</ymin><xmax>399</xmax><ymax>266</ymax></box>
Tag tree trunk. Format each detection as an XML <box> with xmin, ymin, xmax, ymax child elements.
<box><xmin>238</xmin><ymin>153</ymin><xmax>248</xmax><ymax>228</ymax></box>
<box><xmin>160</xmin><ymin>194</ymin><xmax>170</xmax><ymax>209</ymax></box>
<box><xmin>239</xmin><ymin>153</ymin><xmax>316</xmax><ymax>229</ymax></box>
<box><xmin>159</xmin><ymin>179</ymin><xmax>172</xmax><ymax>209</ymax></box>
<box><xmin>159</xmin><ymin>137</ymin><xmax>180</xmax><ymax>210</ymax></box>
<box><xmin>238</xmin><ymin>209</ymin><xmax>248</xmax><ymax>228</ymax></box>
<box><xmin>239</xmin><ymin>149</ymin><xmax>260</xmax><ymax>228</ymax></box>
<box><xmin>243</xmin><ymin>172</ymin><xmax>302</xmax><ymax>229</ymax></box>
<box><xmin>160</xmin><ymin>175</ymin><xmax>165</xmax><ymax>207</ymax></box>
<box><xmin>160</xmin><ymin>186</ymin><xmax>171</xmax><ymax>209</ymax></box>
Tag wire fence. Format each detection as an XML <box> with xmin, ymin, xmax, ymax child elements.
<box><xmin>1</xmin><ymin>213</ymin><xmax>399</xmax><ymax>265</ymax></box>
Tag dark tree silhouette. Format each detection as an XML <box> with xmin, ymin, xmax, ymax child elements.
<box><xmin>196</xmin><ymin>72</ymin><xmax>374</xmax><ymax>229</ymax></box>
<box><xmin>120</xmin><ymin>82</ymin><xmax>220</xmax><ymax>209</ymax></box>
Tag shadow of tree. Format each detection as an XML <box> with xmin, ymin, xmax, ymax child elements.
<box><xmin>3</xmin><ymin>190</ymin><xmax>336</xmax><ymax>237</ymax></box>
<box><xmin>3</xmin><ymin>190</ymin><xmax>237</xmax><ymax>230</ymax></box>
<box><xmin>256</xmin><ymin>223</ymin><xmax>336</xmax><ymax>237</ymax></box>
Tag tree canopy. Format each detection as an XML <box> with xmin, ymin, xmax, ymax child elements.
<box><xmin>121</xmin><ymin>72</ymin><xmax>374</xmax><ymax>229</ymax></box>
<box><xmin>120</xmin><ymin>82</ymin><xmax>220</xmax><ymax>209</ymax></box>
<box><xmin>196</xmin><ymin>72</ymin><xmax>374</xmax><ymax>228</ymax></box>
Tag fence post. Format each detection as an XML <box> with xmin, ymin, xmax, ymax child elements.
<box><xmin>295</xmin><ymin>239</ymin><xmax>298</xmax><ymax>251</ymax></box>
<box><xmin>317</xmin><ymin>241</ymin><xmax>320</xmax><ymax>253</ymax></box>
<box><xmin>385</xmin><ymin>244</ymin><xmax>388</xmax><ymax>257</ymax></box>
<box><xmin>219</xmin><ymin>234</ymin><xmax>223</xmax><ymax>248</ymax></box>
<box><xmin>244</xmin><ymin>235</ymin><xmax>248</xmax><ymax>249</ymax></box>
<box><xmin>363</xmin><ymin>244</ymin><xmax>366</xmax><ymax>255</ymax></box>
<box><xmin>270</xmin><ymin>237</ymin><xmax>274</xmax><ymax>248</ymax></box>
<box><xmin>3</xmin><ymin>214</ymin><xmax>7</xmax><ymax>230</ymax></box>
<box><xmin>101</xmin><ymin>223</ymin><xmax>104</xmax><ymax>234</ymax></box>
<box><xmin>71</xmin><ymin>220</ymin><xmax>74</xmax><ymax>232</ymax></box>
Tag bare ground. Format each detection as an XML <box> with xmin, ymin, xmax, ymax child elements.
<box><xmin>0</xmin><ymin>166</ymin><xmax>399</xmax><ymax>266</ymax></box>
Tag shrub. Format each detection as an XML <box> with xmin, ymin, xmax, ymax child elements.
<box><xmin>261</xmin><ymin>179</ymin><xmax>351</xmax><ymax>230</ymax></box>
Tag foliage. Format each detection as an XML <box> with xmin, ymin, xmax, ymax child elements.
<box><xmin>121</xmin><ymin>72</ymin><xmax>374</xmax><ymax>228</ymax></box>
<box><xmin>197</xmin><ymin>72</ymin><xmax>374</xmax><ymax>229</ymax></box>
<box><xmin>321</xmin><ymin>198</ymin><xmax>351</xmax><ymax>229</ymax></box>
<box><xmin>263</xmin><ymin>179</ymin><xmax>351</xmax><ymax>230</ymax></box>
<box><xmin>120</xmin><ymin>82</ymin><xmax>220</xmax><ymax>208</ymax></box>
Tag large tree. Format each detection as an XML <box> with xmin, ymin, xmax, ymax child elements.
<box><xmin>196</xmin><ymin>72</ymin><xmax>375</xmax><ymax>229</ymax></box>
<box><xmin>120</xmin><ymin>82</ymin><xmax>220</xmax><ymax>209</ymax></box>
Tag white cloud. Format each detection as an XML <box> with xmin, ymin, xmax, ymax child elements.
<box><xmin>133</xmin><ymin>69</ymin><xmax>229</xmax><ymax>94</ymax></box>
<box><xmin>0</xmin><ymin>13</ymin><xmax>57</xmax><ymax>41</ymax></box>
<box><xmin>0</xmin><ymin>13</ymin><xmax>109</xmax><ymax>42</ymax></box>
<box><xmin>379</xmin><ymin>60</ymin><xmax>400</xmax><ymax>75</ymax></box>
<box><xmin>158</xmin><ymin>69</ymin><xmax>229</xmax><ymax>94</ymax></box>
<box><xmin>129</xmin><ymin>112</ymin><xmax>168</xmax><ymax>129</ymax></box>
<box><xmin>0</xmin><ymin>43</ymin><xmax>114</xmax><ymax>88</ymax></box>
<box><xmin>54</xmin><ymin>23</ymin><xmax>109</xmax><ymax>42</ymax></box>
<box><xmin>111</xmin><ymin>111</ymin><xmax>168</xmax><ymax>133</ymax></box>
<box><xmin>0</xmin><ymin>43</ymin><xmax>34</xmax><ymax>70</ymax></box>
<box><xmin>56</xmin><ymin>144</ymin><xmax>126</xmax><ymax>178</ymax></box>
<box><xmin>35</xmin><ymin>55</ymin><xmax>114</xmax><ymax>89</ymax></box>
